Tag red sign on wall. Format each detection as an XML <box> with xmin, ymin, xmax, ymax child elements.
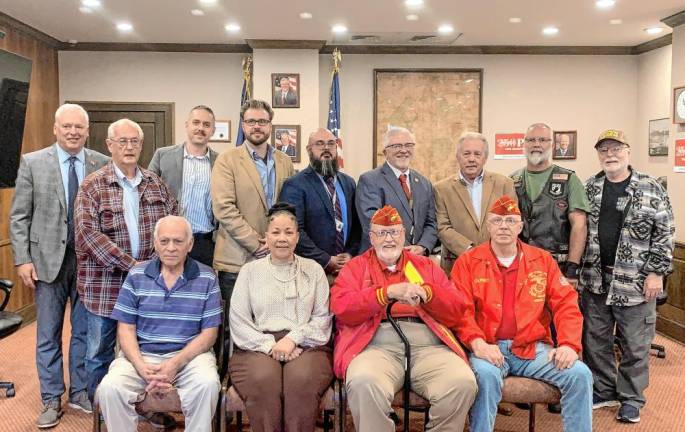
<box><xmin>675</xmin><ymin>138</ymin><xmax>685</xmax><ymax>173</ymax></box>
<box><xmin>494</xmin><ymin>133</ymin><xmax>525</xmax><ymax>159</ymax></box>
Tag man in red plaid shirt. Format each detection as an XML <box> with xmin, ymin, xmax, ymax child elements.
<box><xmin>75</xmin><ymin>118</ymin><xmax>177</xmax><ymax>403</ymax></box>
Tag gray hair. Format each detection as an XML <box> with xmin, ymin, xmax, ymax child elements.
<box><xmin>107</xmin><ymin>118</ymin><xmax>144</xmax><ymax>140</ymax></box>
<box><xmin>382</xmin><ymin>125</ymin><xmax>416</xmax><ymax>148</ymax></box>
<box><xmin>525</xmin><ymin>123</ymin><xmax>553</xmax><ymax>137</ymax></box>
<box><xmin>153</xmin><ymin>216</ymin><xmax>193</xmax><ymax>242</ymax></box>
<box><xmin>55</xmin><ymin>103</ymin><xmax>89</xmax><ymax>124</ymax></box>
<box><xmin>457</xmin><ymin>131</ymin><xmax>489</xmax><ymax>158</ymax></box>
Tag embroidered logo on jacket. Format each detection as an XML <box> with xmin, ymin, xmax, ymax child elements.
<box><xmin>528</xmin><ymin>271</ymin><xmax>547</xmax><ymax>302</ymax></box>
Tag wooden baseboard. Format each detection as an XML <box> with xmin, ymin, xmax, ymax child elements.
<box><xmin>16</xmin><ymin>302</ymin><xmax>36</xmax><ymax>327</ymax></box>
<box><xmin>657</xmin><ymin>315</ymin><xmax>685</xmax><ymax>344</ymax></box>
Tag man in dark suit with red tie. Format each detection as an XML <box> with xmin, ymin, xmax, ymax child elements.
<box><xmin>280</xmin><ymin>128</ymin><xmax>361</xmax><ymax>276</ymax></box>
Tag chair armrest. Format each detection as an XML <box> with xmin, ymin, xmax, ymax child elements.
<box><xmin>0</xmin><ymin>279</ymin><xmax>13</xmax><ymax>311</ymax></box>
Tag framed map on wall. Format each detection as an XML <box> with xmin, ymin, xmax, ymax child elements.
<box><xmin>373</xmin><ymin>69</ymin><xmax>483</xmax><ymax>183</ymax></box>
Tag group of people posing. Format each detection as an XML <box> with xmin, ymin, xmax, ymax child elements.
<box><xmin>9</xmin><ymin>98</ymin><xmax>674</xmax><ymax>432</ymax></box>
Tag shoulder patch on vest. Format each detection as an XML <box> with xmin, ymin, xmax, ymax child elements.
<box><xmin>549</xmin><ymin>182</ymin><xmax>566</xmax><ymax>197</ymax></box>
<box><xmin>552</xmin><ymin>173</ymin><xmax>569</xmax><ymax>181</ymax></box>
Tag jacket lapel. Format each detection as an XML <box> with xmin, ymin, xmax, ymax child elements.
<box><xmin>480</xmin><ymin>172</ymin><xmax>495</xmax><ymax>226</ymax></box>
<box><xmin>381</xmin><ymin>162</ymin><xmax>411</xmax><ymax>215</ymax></box>
<box><xmin>452</xmin><ymin>176</ymin><xmax>478</xmax><ymax>226</ymax></box>
<box><xmin>83</xmin><ymin>149</ymin><xmax>101</xmax><ymax>176</ymax></box>
<box><xmin>48</xmin><ymin>144</ymin><xmax>67</xmax><ymax>210</ymax></box>
<box><xmin>305</xmin><ymin>168</ymin><xmax>334</xmax><ymax>217</ymax></box>
<box><xmin>239</xmin><ymin>145</ymin><xmax>267</xmax><ymax>209</ymax></box>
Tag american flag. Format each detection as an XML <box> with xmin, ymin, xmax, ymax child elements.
<box><xmin>327</xmin><ymin>49</ymin><xmax>344</xmax><ymax>168</ymax></box>
<box><xmin>236</xmin><ymin>56</ymin><xmax>252</xmax><ymax>146</ymax></box>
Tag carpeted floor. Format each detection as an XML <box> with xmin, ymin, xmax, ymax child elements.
<box><xmin>1</xmin><ymin>317</ymin><xmax>684</xmax><ymax>431</ymax></box>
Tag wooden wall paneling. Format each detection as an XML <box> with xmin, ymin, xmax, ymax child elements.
<box><xmin>658</xmin><ymin>242</ymin><xmax>685</xmax><ymax>343</ymax></box>
<box><xmin>0</xmin><ymin>18</ymin><xmax>60</xmax><ymax>318</ymax></box>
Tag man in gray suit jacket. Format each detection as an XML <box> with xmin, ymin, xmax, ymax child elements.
<box><xmin>149</xmin><ymin>105</ymin><xmax>219</xmax><ymax>266</ymax></box>
<box><xmin>356</xmin><ymin>126</ymin><xmax>438</xmax><ymax>254</ymax></box>
<box><xmin>10</xmin><ymin>103</ymin><xmax>109</xmax><ymax>429</ymax></box>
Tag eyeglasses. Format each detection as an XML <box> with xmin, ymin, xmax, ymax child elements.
<box><xmin>488</xmin><ymin>217</ymin><xmax>521</xmax><ymax>227</ymax></box>
<box><xmin>312</xmin><ymin>141</ymin><xmax>337</xmax><ymax>149</ymax></box>
<box><xmin>370</xmin><ymin>228</ymin><xmax>403</xmax><ymax>239</ymax></box>
<box><xmin>243</xmin><ymin>119</ymin><xmax>271</xmax><ymax>127</ymax></box>
<box><xmin>109</xmin><ymin>137</ymin><xmax>142</xmax><ymax>148</ymax></box>
<box><xmin>597</xmin><ymin>145</ymin><xmax>626</xmax><ymax>156</ymax></box>
<box><xmin>386</xmin><ymin>143</ymin><xmax>415</xmax><ymax>150</ymax></box>
<box><xmin>524</xmin><ymin>137</ymin><xmax>552</xmax><ymax>144</ymax></box>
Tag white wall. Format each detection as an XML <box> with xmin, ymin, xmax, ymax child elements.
<box><xmin>319</xmin><ymin>53</ymin><xmax>639</xmax><ymax>182</ymax></box>
<box><xmin>58</xmin><ymin>51</ymin><xmax>245</xmax><ymax>154</ymax></box>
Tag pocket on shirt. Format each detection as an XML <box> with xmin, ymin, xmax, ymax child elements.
<box><xmin>100</xmin><ymin>203</ymin><xmax>125</xmax><ymax>233</ymax></box>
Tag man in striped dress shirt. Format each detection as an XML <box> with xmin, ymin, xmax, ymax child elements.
<box><xmin>97</xmin><ymin>216</ymin><xmax>222</xmax><ymax>432</ymax></box>
<box><xmin>149</xmin><ymin>105</ymin><xmax>219</xmax><ymax>267</ymax></box>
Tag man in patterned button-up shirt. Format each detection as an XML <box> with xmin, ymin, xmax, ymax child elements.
<box><xmin>75</xmin><ymin>118</ymin><xmax>177</xmax><ymax>403</ymax></box>
<box><xmin>579</xmin><ymin>129</ymin><xmax>674</xmax><ymax>424</ymax></box>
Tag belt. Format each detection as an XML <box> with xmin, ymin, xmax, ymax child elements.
<box><xmin>193</xmin><ymin>231</ymin><xmax>214</xmax><ymax>239</ymax></box>
<box><xmin>602</xmin><ymin>265</ymin><xmax>614</xmax><ymax>274</ymax></box>
<box><xmin>381</xmin><ymin>316</ymin><xmax>423</xmax><ymax>324</ymax></box>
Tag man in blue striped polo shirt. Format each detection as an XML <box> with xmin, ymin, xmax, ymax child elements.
<box><xmin>97</xmin><ymin>215</ymin><xmax>222</xmax><ymax>432</ymax></box>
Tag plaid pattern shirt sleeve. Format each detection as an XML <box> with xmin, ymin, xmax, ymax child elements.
<box><xmin>75</xmin><ymin>163</ymin><xmax>178</xmax><ymax>317</ymax></box>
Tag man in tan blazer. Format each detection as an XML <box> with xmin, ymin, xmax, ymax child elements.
<box><xmin>434</xmin><ymin>132</ymin><xmax>516</xmax><ymax>274</ymax></box>
<box><xmin>211</xmin><ymin>99</ymin><xmax>294</xmax><ymax>363</ymax></box>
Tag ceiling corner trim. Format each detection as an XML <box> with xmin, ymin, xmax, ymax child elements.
<box><xmin>246</xmin><ymin>39</ymin><xmax>326</xmax><ymax>50</ymax></box>
<box><xmin>0</xmin><ymin>11</ymin><xmax>61</xmax><ymax>48</ymax></box>
<box><xmin>632</xmin><ymin>34</ymin><xmax>672</xmax><ymax>54</ymax></box>
<box><xmin>662</xmin><ymin>10</ymin><xmax>685</xmax><ymax>29</ymax></box>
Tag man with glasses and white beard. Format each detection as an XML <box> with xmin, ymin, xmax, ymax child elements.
<box><xmin>580</xmin><ymin>130</ymin><xmax>674</xmax><ymax>424</ymax></box>
<box><xmin>280</xmin><ymin>128</ymin><xmax>361</xmax><ymax>277</ymax></box>
<box><xmin>356</xmin><ymin>126</ymin><xmax>438</xmax><ymax>255</ymax></box>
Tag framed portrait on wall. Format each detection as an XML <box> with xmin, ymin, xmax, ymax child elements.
<box><xmin>272</xmin><ymin>124</ymin><xmax>301</xmax><ymax>162</ymax></box>
<box><xmin>272</xmin><ymin>73</ymin><xmax>300</xmax><ymax>108</ymax></box>
<box><xmin>552</xmin><ymin>131</ymin><xmax>577</xmax><ymax>160</ymax></box>
<box><xmin>648</xmin><ymin>118</ymin><xmax>669</xmax><ymax>156</ymax></box>
<box><xmin>210</xmin><ymin>120</ymin><xmax>231</xmax><ymax>142</ymax></box>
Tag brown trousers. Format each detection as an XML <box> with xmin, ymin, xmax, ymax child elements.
<box><xmin>229</xmin><ymin>332</ymin><xmax>333</xmax><ymax>432</ymax></box>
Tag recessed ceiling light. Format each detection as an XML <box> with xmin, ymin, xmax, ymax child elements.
<box><xmin>332</xmin><ymin>24</ymin><xmax>348</xmax><ymax>34</ymax></box>
<box><xmin>224</xmin><ymin>23</ymin><xmax>241</xmax><ymax>33</ymax></box>
<box><xmin>542</xmin><ymin>26</ymin><xmax>559</xmax><ymax>36</ymax></box>
<box><xmin>190</xmin><ymin>9</ymin><xmax>205</xmax><ymax>16</ymax></box>
<box><xmin>198</xmin><ymin>0</ymin><xmax>217</xmax><ymax>5</ymax></box>
<box><xmin>509</xmin><ymin>17</ymin><xmax>522</xmax><ymax>24</ymax></box>
<box><xmin>438</xmin><ymin>24</ymin><xmax>454</xmax><ymax>34</ymax></box>
<box><xmin>81</xmin><ymin>0</ymin><xmax>101</xmax><ymax>7</ymax></box>
<box><xmin>116</xmin><ymin>22</ymin><xmax>133</xmax><ymax>32</ymax></box>
<box><xmin>406</xmin><ymin>14</ymin><xmax>419</xmax><ymax>21</ymax></box>
<box><xmin>610</xmin><ymin>18</ymin><xmax>622</xmax><ymax>25</ymax></box>
<box><xmin>595</xmin><ymin>0</ymin><xmax>616</xmax><ymax>8</ymax></box>
<box><xmin>299</xmin><ymin>12</ymin><xmax>313</xmax><ymax>19</ymax></box>
<box><xmin>405</xmin><ymin>0</ymin><xmax>424</xmax><ymax>7</ymax></box>
<box><xmin>645</xmin><ymin>27</ymin><xmax>664</xmax><ymax>35</ymax></box>
<box><xmin>79</xmin><ymin>6</ymin><xmax>93</xmax><ymax>13</ymax></box>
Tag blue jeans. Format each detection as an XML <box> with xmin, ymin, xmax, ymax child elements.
<box><xmin>85</xmin><ymin>310</ymin><xmax>117</xmax><ymax>402</ymax></box>
<box><xmin>35</xmin><ymin>249</ymin><xmax>88</xmax><ymax>403</ymax></box>
<box><xmin>469</xmin><ymin>340</ymin><xmax>592</xmax><ymax>432</ymax></box>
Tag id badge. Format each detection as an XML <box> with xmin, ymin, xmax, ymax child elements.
<box><xmin>335</xmin><ymin>218</ymin><xmax>344</xmax><ymax>232</ymax></box>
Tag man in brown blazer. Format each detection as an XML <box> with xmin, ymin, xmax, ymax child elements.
<box><xmin>434</xmin><ymin>132</ymin><xmax>516</xmax><ymax>274</ymax></box>
<box><xmin>210</xmin><ymin>99</ymin><xmax>294</xmax><ymax>326</ymax></box>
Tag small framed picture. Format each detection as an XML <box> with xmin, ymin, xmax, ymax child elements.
<box><xmin>210</xmin><ymin>120</ymin><xmax>231</xmax><ymax>142</ymax></box>
<box><xmin>271</xmin><ymin>73</ymin><xmax>300</xmax><ymax>108</ymax></box>
<box><xmin>271</xmin><ymin>124</ymin><xmax>301</xmax><ymax>162</ymax></box>
<box><xmin>552</xmin><ymin>131</ymin><xmax>577</xmax><ymax>160</ymax></box>
<box><xmin>648</xmin><ymin>118</ymin><xmax>669</xmax><ymax>156</ymax></box>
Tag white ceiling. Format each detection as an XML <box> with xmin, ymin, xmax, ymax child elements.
<box><xmin>0</xmin><ymin>0</ymin><xmax>682</xmax><ymax>46</ymax></box>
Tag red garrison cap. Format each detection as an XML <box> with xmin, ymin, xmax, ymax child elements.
<box><xmin>489</xmin><ymin>195</ymin><xmax>521</xmax><ymax>216</ymax></box>
<box><xmin>371</xmin><ymin>205</ymin><xmax>403</xmax><ymax>226</ymax></box>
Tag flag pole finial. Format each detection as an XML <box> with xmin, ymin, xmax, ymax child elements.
<box><xmin>332</xmin><ymin>48</ymin><xmax>341</xmax><ymax>72</ymax></box>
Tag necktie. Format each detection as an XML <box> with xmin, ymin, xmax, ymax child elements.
<box><xmin>67</xmin><ymin>156</ymin><xmax>79</xmax><ymax>247</ymax></box>
<box><xmin>282</xmin><ymin>93</ymin><xmax>286</xmax><ymax>104</ymax></box>
<box><xmin>399</xmin><ymin>173</ymin><xmax>412</xmax><ymax>201</ymax></box>
<box><xmin>324</xmin><ymin>176</ymin><xmax>345</xmax><ymax>254</ymax></box>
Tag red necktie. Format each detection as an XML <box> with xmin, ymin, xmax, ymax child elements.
<box><xmin>399</xmin><ymin>173</ymin><xmax>412</xmax><ymax>201</ymax></box>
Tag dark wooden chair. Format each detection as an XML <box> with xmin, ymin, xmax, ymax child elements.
<box><xmin>0</xmin><ymin>279</ymin><xmax>23</xmax><ymax>397</ymax></box>
<box><xmin>500</xmin><ymin>376</ymin><xmax>562</xmax><ymax>432</ymax></box>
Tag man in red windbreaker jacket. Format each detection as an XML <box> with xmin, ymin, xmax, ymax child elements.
<box><xmin>331</xmin><ymin>205</ymin><xmax>476</xmax><ymax>432</ymax></box>
<box><xmin>451</xmin><ymin>195</ymin><xmax>592</xmax><ymax>432</ymax></box>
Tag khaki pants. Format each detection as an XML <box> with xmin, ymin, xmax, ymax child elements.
<box><xmin>97</xmin><ymin>350</ymin><xmax>220</xmax><ymax>432</ymax></box>
<box><xmin>346</xmin><ymin>322</ymin><xmax>477</xmax><ymax>432</ymax></box>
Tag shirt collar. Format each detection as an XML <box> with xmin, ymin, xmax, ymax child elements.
<box><xmin>244</xmin><ymin>141</ymin><xmax>273</xmax><ymax>161</ymax></box>
<box><xmin>379</xmin><ymin>250</ymin><xmax>406</xmax><ymax>274</ymax></box>
<box><xmin>55</xmin><ymin>144</ymin><xmax>85</xmax><ymax>165</ymax></box>
<box><xmin>387</xmin><ymin>162</ymin><xmax>410</xmax><ymax>179</ymax></box>
<box><xmin>113</xmin><ymin>163</ymin><xmax>143</xmax><ymax>187</ymax></box>
<box><xmin>183</xmin><ymin>143</ymin><xmax>210</xmax><ymax>160</ymax></box>
<box><xmin>144</xmin><ymin>257</ymin><xmax>200</xmax><ymax>281</ymax></box>
<box><xmin>459</xmin><ymin>170</ymin><xmax>484</xmax><ymax>185</ymax></box>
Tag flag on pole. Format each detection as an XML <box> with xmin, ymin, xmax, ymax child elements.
<box><xmin>235</xmin><ymin>56</ymin><xmax>253</xmax><ymax>146</ymax></box>
<box><xmin>327</xmin><ymin>48</ymin><xmax>344</xmax><ymax>168</ymax></box>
